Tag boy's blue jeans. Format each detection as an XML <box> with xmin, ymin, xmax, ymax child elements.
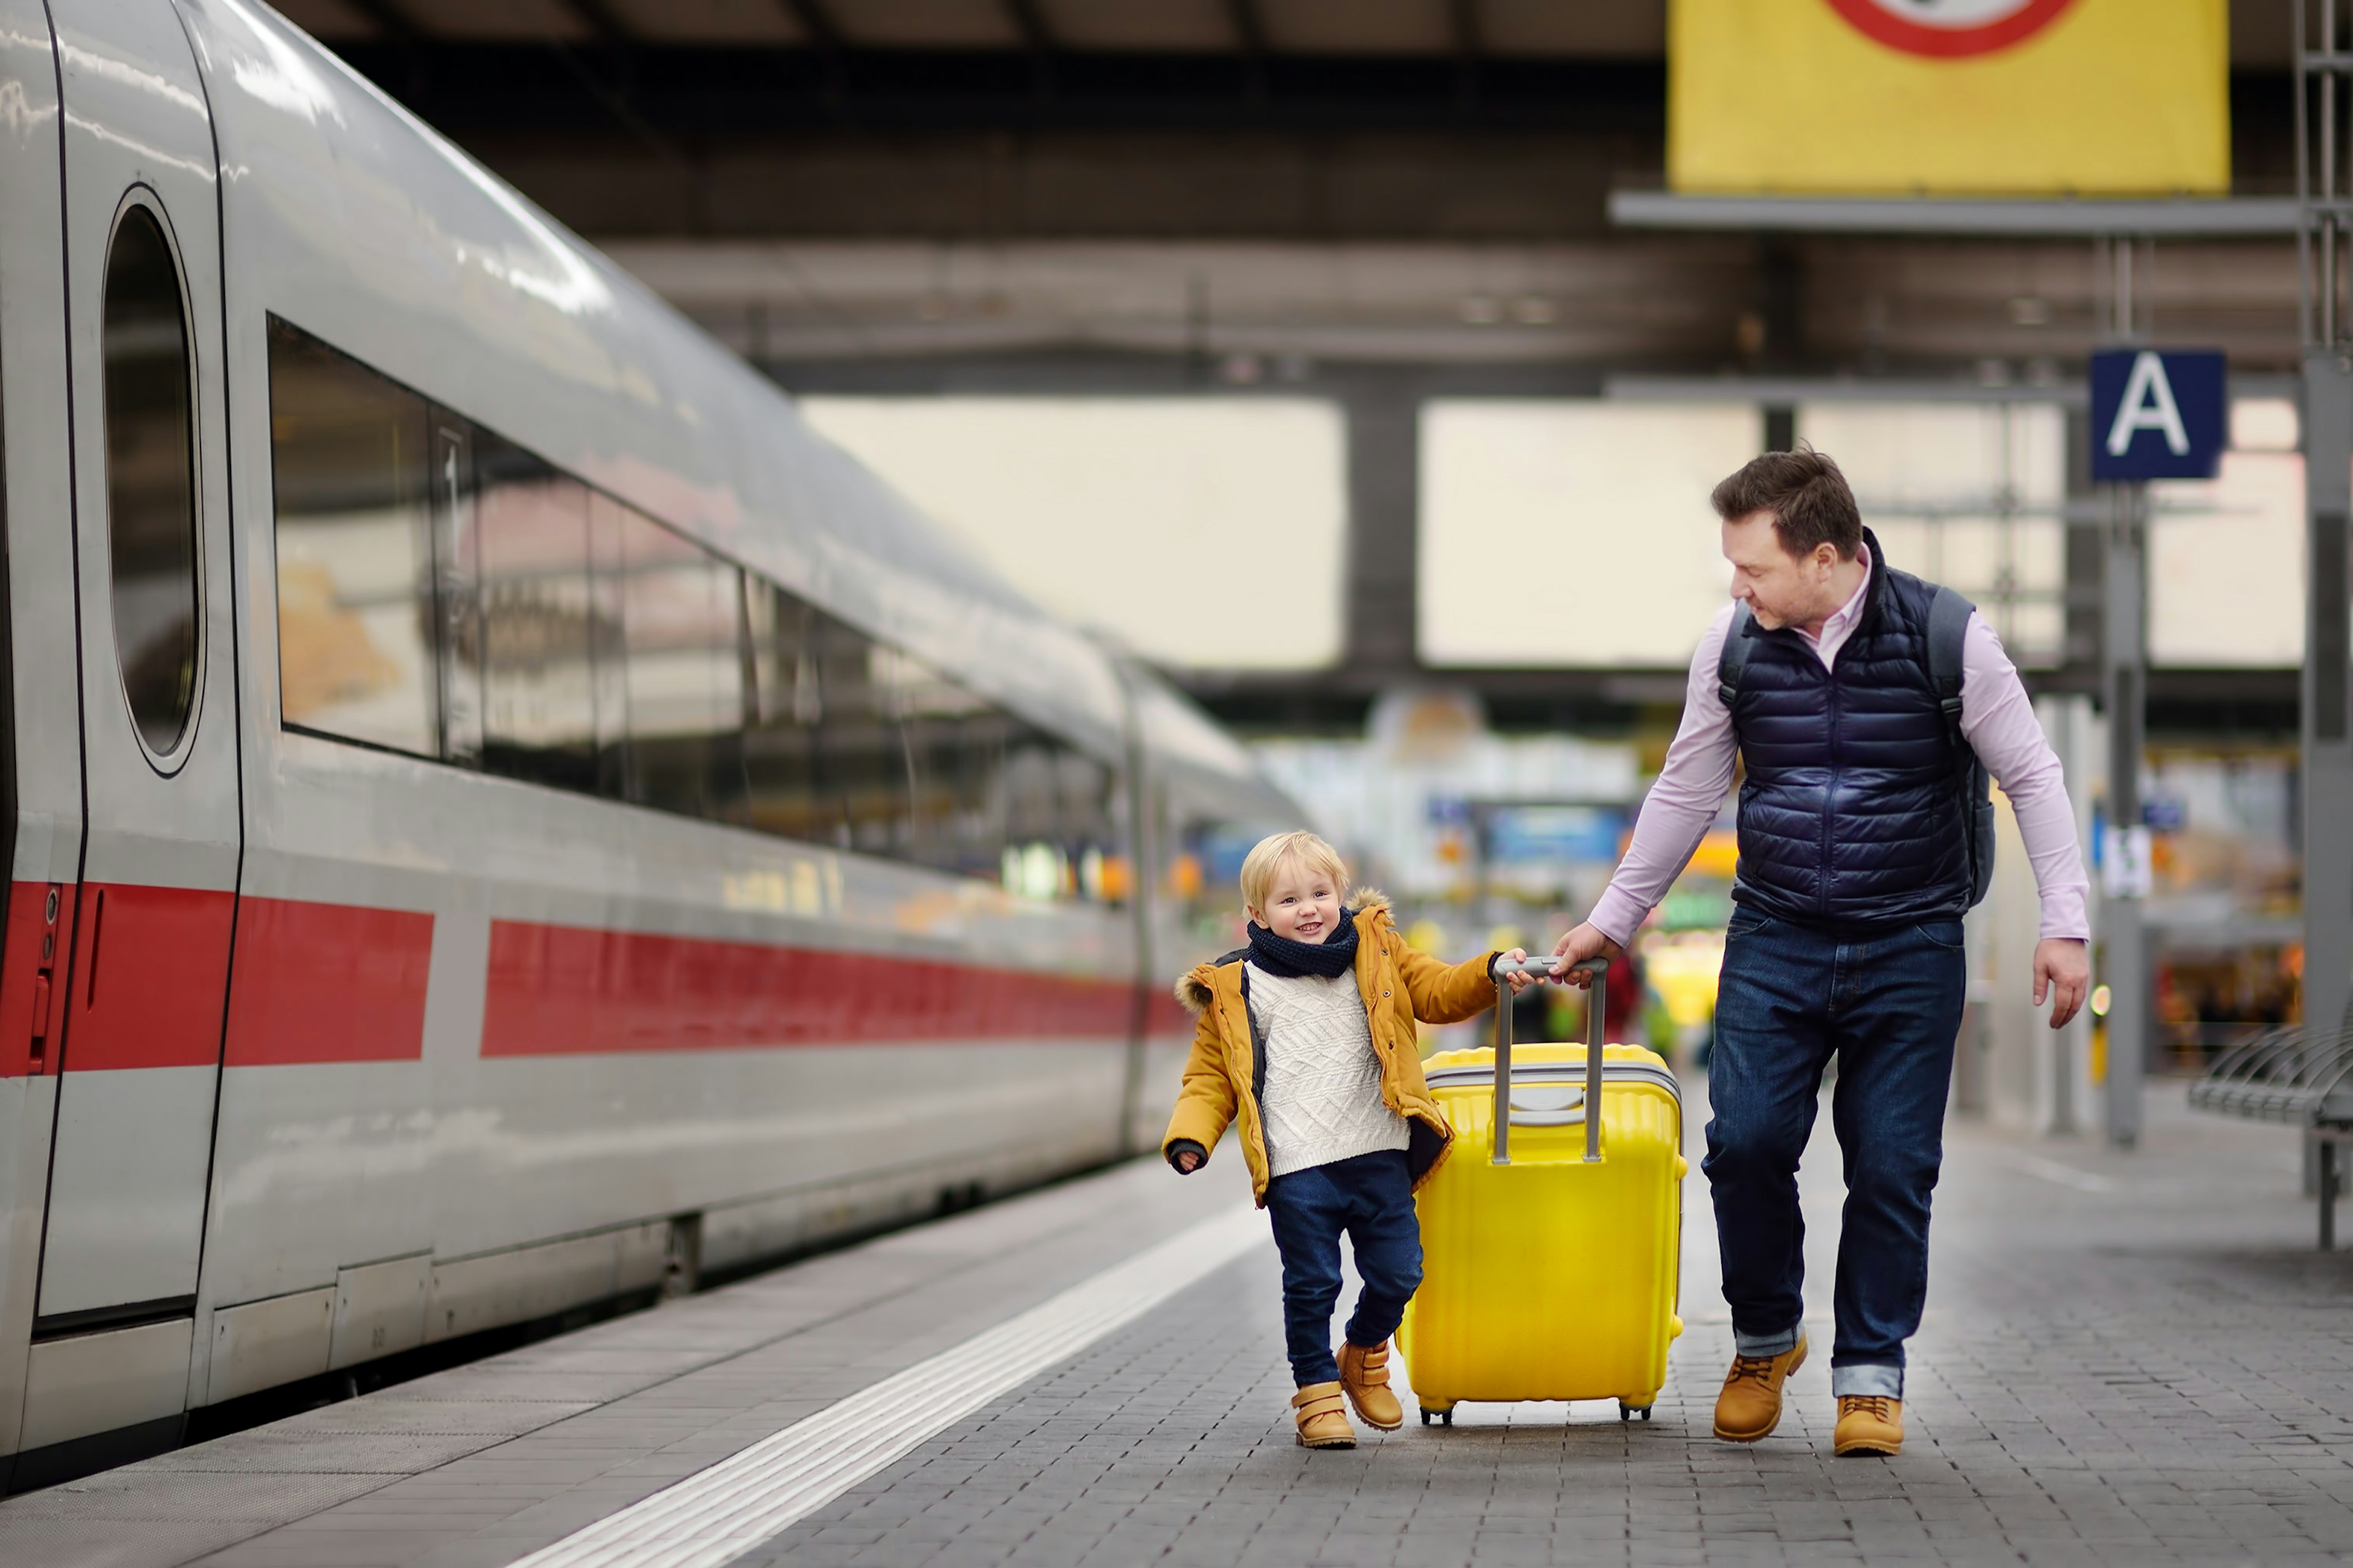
<box><xmin>1263</xmin><ymin>1149</ymin><xmax>1422</xmax><ymax>1387</ymax></box>
<box><xmin>1705</xmin><ymin>911</ymin><xmax>1966</xmax><ymax>1400</ymax></box>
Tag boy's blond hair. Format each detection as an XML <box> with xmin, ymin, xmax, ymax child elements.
<box><xmin>1238</xmin><ymin>830</ymin><xmax>1351</xmax><ymax>918</ymax></box>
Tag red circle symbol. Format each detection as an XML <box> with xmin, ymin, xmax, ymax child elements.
<box><xmin>1822</xmin><ymin>0</ymin><xmax>2080</xmax><ymax>58</ymax></box>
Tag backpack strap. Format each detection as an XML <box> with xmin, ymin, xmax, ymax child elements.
<box><xmin>1716</xmin><ymin>603</ymin><xmax>1756</xmax><ymax>708</ymax></box>
<box><xmin>1927</xmin><ymin>584</ymin><xmax>1998</xmax><ymax>907</ymax></box>
<box><xmin>1926</xmin><ymin>585</ymin><xmax>1974</xmax><ymax>744</ymax></box>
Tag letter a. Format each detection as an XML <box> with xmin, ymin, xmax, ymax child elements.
<box><xmin>2105</xmin><ymin>351</ymin><xmax>2191</xmax><ymax>458</ymax></box>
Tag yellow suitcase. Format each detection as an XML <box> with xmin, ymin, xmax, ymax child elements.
<box><xmin>1398</xmin><ymin>957</ymin><xmax>1686</xmax><ymax>1424</ymax></box>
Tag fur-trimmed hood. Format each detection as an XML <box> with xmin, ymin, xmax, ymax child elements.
<box><xmin>1172</xmin><ymin>889</ymin><xmax>1394</xmax><ymax>1014</ymax></box>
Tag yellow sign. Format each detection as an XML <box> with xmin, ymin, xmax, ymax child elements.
<box><xmin>1669</xmin><ymin>0</ymin><xmax>2230</xmax><ymax>195</ymax></box>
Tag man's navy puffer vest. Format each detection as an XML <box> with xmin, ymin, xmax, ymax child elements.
<box><xmin>1729</xmin><ymin>529</ymin><xmax>1971</xmax><ymax>928</ymax></box>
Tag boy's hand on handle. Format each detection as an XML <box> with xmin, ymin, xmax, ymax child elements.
<box><xmin>1497</xmin><ymin>948</ymin><xmax>1539</xmax><ymax>994</ymax></box>
<box><xmin>2033</xmin><ymin>937</ymin><xmax>2090</xmax><ymax>1030</ymax></box>
<box><xmin>1550</xmin><ymin>923</ymin><xmax>1623</xmax><ymax>987</ymax></box>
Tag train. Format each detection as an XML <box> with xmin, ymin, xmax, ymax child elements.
<box><xmin>0</xmin><ymin>0</ymin><xmax>1295</xmax><ymax>1486</ymax></box>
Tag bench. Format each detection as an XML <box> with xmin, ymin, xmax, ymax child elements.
<box><xmin>2188</xmin><ymin>1026</ymin><xmax>2353</xmax><ymax>1251</ymax></box>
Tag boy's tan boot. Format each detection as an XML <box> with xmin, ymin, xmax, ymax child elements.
<box><xmin>1338</xmin><ymin>1340</ymin><xmax>1404</xmax><ymax>1431</ymax></box>
<box><xmin>1833</xmin><ymin>1395</ymin><xmax>1904</xmax><ymax>1456</ymax></box>
<box><xmin>1292</xmin><ymin>1382</ymin><xmax>1357</xmax><ymax>1449</ymax></box>
<box><xmin>1711</xmin><ymin>1335</ymin><xmax>1808</xmax><ymax>1442</ymax></box>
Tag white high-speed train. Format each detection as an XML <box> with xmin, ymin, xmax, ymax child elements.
<box><xmin>0</xmin><ymin>0</ymin><xmax>1294</xmax><ymax>1484</ymax></box>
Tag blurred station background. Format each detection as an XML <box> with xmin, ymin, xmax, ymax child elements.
<box><xmin>276</xmin><ymin>0</ymin><xmax>2307</xmax><ymax>1130</ymax></box>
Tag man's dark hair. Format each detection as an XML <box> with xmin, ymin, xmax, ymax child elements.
<box><xmin>1710</xmin><ymin>445</ymin><xmax>1863</xmax><ymax>561</ymax></box>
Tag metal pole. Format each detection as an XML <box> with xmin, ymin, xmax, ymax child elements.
<box><xmin>2303</xmin><ymin>352</ymin><xmax>2353</xmax><ymax>1072</ymax></box>
<box><xmin>2103</xmin><ymin>482</ymin><xmax>2148</xmax><ymax>1146</ymax></box>
<box><xmin>2321</xmin><ymin>1137</ymin><xmax>2340</xmax><ymax>1251</ymax></box>
<box><xmin>2102</xmin><ymin>238</ymin><xmax>2151</xmax><ymax>1148</ymax></box>
<box><xmin>2302</xmin><ymin>0</ymin><xmax>2353</xmax><ymax>1122</ymax></box>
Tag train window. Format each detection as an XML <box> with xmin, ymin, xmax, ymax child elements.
<box><xmin>999</xmin><ymin>738</ymin><xmax>1122</xmax><ymax>903</ymax></box>
<box><xmin>476</xmin><ymin>436</ymin><xmax>600</xmax><ymax>792</ymax></box>
<box><xmin>611</xmin><ymin>504</ymin><xmax>749</xmax><ymax>825</ymax></box>
<box><xmin>743</xmin><ymin>580</ymin><xmax>822</xmax><ymax>839</ymax></box>
<box><xmin>266</xmin><ymin>320</ymin><xmax>439</xmax><ymax>758</ymax></box>
<box><xmin>431</xmin><ymin>424</ymin><xmax>484</xmax><ymax>768</ymax></box>
<box><xmin>895</xmin><ymin>651</ymin><xmax>1008</xmax><ymax>881</ymax></box>
<box><xmin>257</xmin><ymin>324</ymin><xmax>1127</xmax><ymax>900</ymax></box>
<box><xmin>102</xmin><ymin>203</ymin><xmax>200</xmax><ymax>756</ymax></box>
<box><xmin>808</xmin><ymin>612</ymin><xmax>912</xmax><ymax>858</ymax></box>
<box><xmin>586</xmin><ymin>493</ymin><xmax>632</xmax><ymax>800</ymax></box>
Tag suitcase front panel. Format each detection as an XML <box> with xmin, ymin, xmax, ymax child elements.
<box><xmin>1401</xmin><ymin>1043</ymin><xmax>1684</xmax><ymax>1408</ymax></box>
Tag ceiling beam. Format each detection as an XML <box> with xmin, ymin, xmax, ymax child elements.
<box><xmin>777</xmin><ymin>0</ymin><xmax>845</xmax><ymax>100</ymax></box>
<box><xmin>1003</xmin><ymin>0</ymin><xmax>1056</xmax><ymax>53</ymax></box>
<box><xmin>1002</xmin><ymin>0</ymin><xmax>1056</xmax><ymax>98</ymax></box>
<box><xmin>555</xmin><ymin>0</ymin><xmax>633</xmax><ymax>45</ymax></box>
<box><xmin>1449</xmin><ymin>0</ymin><xmax>1480</xmax><ymax>108</ymax></box>
<box><xmin>1226</xmin><ymin>0</ymin><xmax>1265</xmax><ymax>55</ymax></box>
<box><xmin>781</xmin><ymin>0</ymin><xmax>843</xmax><ymax>51</ymax></box>
<box><xmin>1226</xmin><ymin>0</ymin><xmax>1266</xmax><ymax>103</ymax></box>
<box><xmin>343</xmin><ymin>0</ymin><xmax>419</xmax><ymax>42</ymax></box>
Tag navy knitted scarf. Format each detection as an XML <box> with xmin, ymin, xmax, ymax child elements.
<box><xmin>1246</xmin><ymin>911</ymin><xmax>1360</xmax><ymax>979</ymax></box>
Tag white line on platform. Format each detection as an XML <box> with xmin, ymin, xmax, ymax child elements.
<box><xmin>2001</xmin><ymin>1152</ymin><xmax>2117</xmax><ymax>1193</ymax></box>
<box><xmin>505</xmin><ymin>1204</ymin><xmax>1268</xmax><ymax>1568</ymax></box>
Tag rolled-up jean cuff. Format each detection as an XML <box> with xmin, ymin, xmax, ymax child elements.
<box><xmin>1733</xmin><ymin>1325</ymin><xmax>1803</xmax><ymax>1358</ymax></box>
<box><xmin>1830</xmin><ymin>1363</ymin><xmax>1904</xmax><ymax>1399</ymax></box>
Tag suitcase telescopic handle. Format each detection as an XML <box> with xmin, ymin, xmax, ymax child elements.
<box><xmin>1488</xmin><ymin>955</ymin><xmax>1608</xmax><ymax>1167</ymax></box>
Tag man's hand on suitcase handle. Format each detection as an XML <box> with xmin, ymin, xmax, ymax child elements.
<box><xmin>1548</xmin><ymin>923</ymin><xmax>1624</xmax><ymax>988</ymax></box>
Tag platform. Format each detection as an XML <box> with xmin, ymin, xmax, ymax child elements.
<box><xmin>4</xmin><ymin>1081</ymin><xmax>2349</xmax><ymax>1568</ymax></box>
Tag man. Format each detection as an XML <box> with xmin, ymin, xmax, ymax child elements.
<box><xmin>1553</xmin><ymin>447</ymin><xmax>2089</xmax><ymax>1458</ymax></box>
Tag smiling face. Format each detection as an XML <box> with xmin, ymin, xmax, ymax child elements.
<box><xmin>1249</xmin><ymin>854</ymin><xmax>1344</xmax><ymax>944</ymax></box>
<box><xmin>1722</xmin><ymin>509</ymin><xmax>1844</xmax><ymax>632</ymax></box>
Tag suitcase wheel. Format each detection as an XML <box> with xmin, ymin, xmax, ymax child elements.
<box><xmin>1420</xmin><ymin>1406</ymin><xmax>1454</xmax><ymax>1427</ymax></box>
<box><xmin>1619</xmin><ymin>1402</ymin><xmax>1653</xmax><ymax>1423</ymax></box>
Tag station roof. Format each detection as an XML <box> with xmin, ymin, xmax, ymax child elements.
<box><xmin>262</xmin><ymin>0</ymin><xmax>2293</xmax><ymax>67</ymax></box>
<box><xmin>273</xmin><ymin>0</ymin><xmax>1665</xmax><ymax>57</ymax></box>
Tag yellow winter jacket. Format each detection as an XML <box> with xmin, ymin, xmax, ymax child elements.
<box><xmin>1162</xmin><ymin>893</ymin><xmax>1501</xmax><ymax>1206</ymax></box>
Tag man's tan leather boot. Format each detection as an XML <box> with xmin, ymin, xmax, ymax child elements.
<box><xmin>1833</xmin><ymin>1395</ymin><xmax>1904</xmax><ymax>1456</ymax></box>
<box><xmin>1711</xmin><ymin>1335</ymin><xmax>1808</xmax><ymax>1442</ymax></box>
<box><xmin>1338</xmin><ymin>1340</ymin><xmax>1404</xmax><ymax>1431</ymax></box>
<box><xmin>1292</xmin><ymin>1382</ymin><xmax>1357</xmax><ymax>1449</ymax></box>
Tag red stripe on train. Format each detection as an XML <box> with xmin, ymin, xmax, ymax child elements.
<box><xmin>225</xmin><ymin>898</ymin><xmax>434</xmax><ymax>1066</ymax></box>
<box><xmin>61</xmin><ymin>883</ymin><xmax>236</xmax><ymax>1071</ymax></box>
<box><xmin>480</xmin><ymin>919</ymin><xmax>1135</xmax><ymax>1056</ymax></box>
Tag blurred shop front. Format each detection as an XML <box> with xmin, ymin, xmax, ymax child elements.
<box><xmin>2142</xmin><ymin>746</ymin><xmax>2302</xmax><ymax>1068</ymax></box>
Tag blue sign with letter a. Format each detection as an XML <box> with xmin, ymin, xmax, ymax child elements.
<box><xmin>2089</xmin><ymin>348</ymin><xmax>2226</xmax><ymax>481</ymax></box>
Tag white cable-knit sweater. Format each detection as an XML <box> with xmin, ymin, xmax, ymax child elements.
<box><xmin>1246</xmin><ymin>961</ymin><xmax>1410</xmax><ymax>1178</ymax></box>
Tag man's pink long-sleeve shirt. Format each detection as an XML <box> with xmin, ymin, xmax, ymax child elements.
<box><xmin>1586</xmin><ymin>551</ymin><xmax>2092</xmax><ymax>949</ymax></box>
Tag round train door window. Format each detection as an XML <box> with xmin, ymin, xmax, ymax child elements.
<box><xmin>101</xmin><ymin>202</ymin><xmax>200</xmax><ymax>756</ymax></box>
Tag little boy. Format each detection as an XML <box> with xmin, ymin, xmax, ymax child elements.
<box><xmin>1164</xmin><ymin>830</ymin><xmax>1533</xmax><ymax>1449</ymax></box>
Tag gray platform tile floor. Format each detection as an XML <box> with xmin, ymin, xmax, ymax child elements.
<box><xmin>0</xmin><ymin>1151</ymin><xmax>1254</xmax><ymax>1568</ymax></box>
<box><xmin>8</xmin><ymin>1080</ymin><xmax>2352</xmax><ymax>1568</ymax></box>
<box><xmin>734</xmin><ymin>1083</ymin><xmax>2353</xmax><ymax>1568</ymax></box>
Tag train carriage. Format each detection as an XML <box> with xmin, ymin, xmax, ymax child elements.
<box><xmin>0</xmin><ymin>0</ymin><xmax>1292</xmax><ymax>1484</ymax></box>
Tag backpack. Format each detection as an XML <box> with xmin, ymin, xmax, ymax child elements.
<box><xmin>1716</xmin><ymin>585</ymin><xmax>1995</xmax><ymax>909</ymax></box>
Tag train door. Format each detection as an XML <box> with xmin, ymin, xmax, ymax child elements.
<box><xmin>34</xmin><ymin>1</ymin><xmax>239</xmax><ymax>1350</ymax></box>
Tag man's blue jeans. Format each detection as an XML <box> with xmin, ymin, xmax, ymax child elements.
<box><xmin>1263</xmin><ymin>1149</ymin><xmax>1423</xmax><ymax>1387</ymax></box>
<box><xmin>1705</xmin><ymin>910</ymin><xmax>1966</xmax><ymax>1399</ymax></box>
